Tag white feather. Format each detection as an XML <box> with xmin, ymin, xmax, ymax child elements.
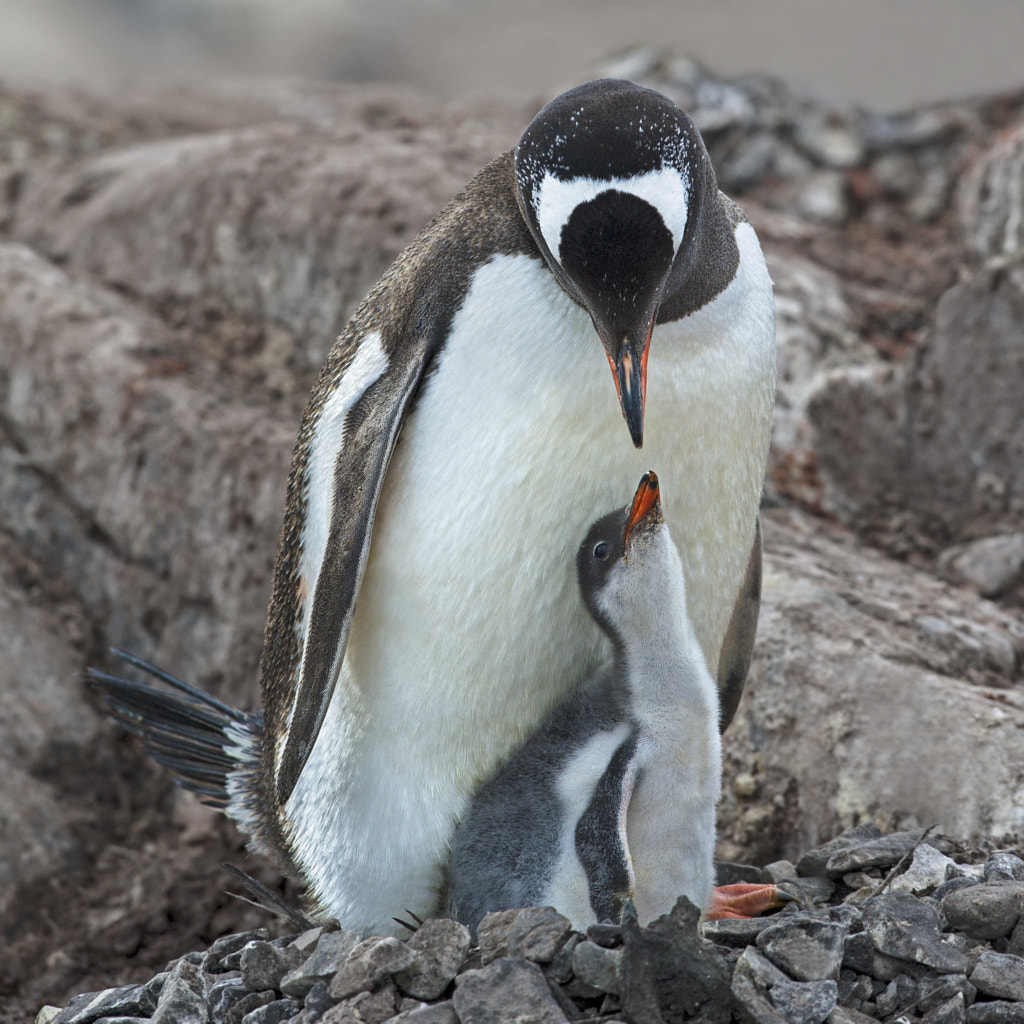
<box><xmin>535</xmin><ymin>167</ymin><xmax>690</xmax><ymax>260</ymax></box>
<box><xmin>541</xmin><ymin>723</ymin><xmax>634</xmax><ymax>927</ymax></box>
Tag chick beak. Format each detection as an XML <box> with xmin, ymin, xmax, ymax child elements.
<box><xmin>624</xmin><ymin>470</ymin><xmax>661</xmax><ymax>548</ymax></box>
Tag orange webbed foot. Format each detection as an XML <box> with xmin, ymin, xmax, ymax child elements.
<box><xmin>704</xmin><ymin>882</ymin><xmax>796</xmax><ymax>920</ymax></box>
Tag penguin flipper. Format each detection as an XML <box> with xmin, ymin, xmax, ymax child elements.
<box><xmin>273</xmin><ymin>335</ymin><xmax>431</xmax><ymax>805</ymax></box>
<box><xmin>716</xmin><ymin>516</ymin><xmax>762</xmax><ymax>731</ymax></box>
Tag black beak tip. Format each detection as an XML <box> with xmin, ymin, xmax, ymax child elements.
<box><xmin>622</xmin><ymin>401</ymin><xmax>644</xmax><ymax>448</ymax></box>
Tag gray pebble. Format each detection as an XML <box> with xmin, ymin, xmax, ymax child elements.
<box><xmin>938</xmin><ymin>534</ymin><xmax>1024</xmax><ymax>600</ymax></box>
<box><xmin>738</xmin><ymin>946</ymin><xmax>790</xmax><ymax>989</ymax></box>
<box><xmin>848</xmin><ymin>972</ymin><xmax>875</xmax><ymax>1005</ymax></box>
<box><xmin>841</xmin><ymin>931</ymin><xmax>876</xmax><ymax>974</ymax></box>
<box><xmin>218</xmin><ymin>949</ymin><xmax>248</xmax><ymax>973</ymax></box>
<box><xmin>290</xmin><ymin>928</ymin><xmax>325</xmax><ymax>954</ymax></box>
<box><xmin>716</xmin><ymin>861</ymin><xmax>764</xmax><ymax>885</ymax></box>
<box><xmin>570</xmin><ymin>941</ymin><xmax>622</xmax><ymax>995</ymax></box>
<box><xmin>756</xmin><ymin>912</ymin><xmax>848</xmax><ymax>981</ymax></box>
<box><xmin>585</xmin><ymin>922</ymin><xmax>622</xmax><ymax>948</ymax></box>
<box><xmin>762</xmin><ymin>860</ymin><xmax>799</xmax><ymax>884</ymax></box>
<box><xmin>384</xmin><ymin>1002</ymin><xmax>458</xmax><ymax>1024</ymax></box>
<box><xmin>240</xmin><ymin>940</ymin><xmax>304</xmax><ymax>993</ymax></box>
<box><xmin>301</xmin><ymin>981</ymin><xmax>332</xmax><ymax>1023</ymax></box>
<box><xmin>239</xmin><ymin>999</ymin><xmax>299</xmax><ymax>1024</ymax></box>
<box><xmin>477</xmin><ymin>906</ymin><xmax>572</xmax><ymax>965</ymax></box>
<box><xmin>703</xmin><ymin>915</ymin><xmax>777</xmax><ymax>947</ymax></box>
<box><xmin>453</xmin><ymin>957</ymin><xmax>568</xmax><ymax>1024</ymax></box>
<box><xmin>394</xmin><ymin>918</ymin><xmax>470</xmax><ymax>1001</ymax></box>
<box><xmin>783</xmin><ymin>876</ymin><xmax>836</xmax><ymax>905</ymax></box>
<box><xmin>224</xmin><ymin>991</ymin><xmax>275</xmax><ymax>1024</ymax></box>
<box><xmin>206</xmin><ymin>930</ymin><xmax>270</xmax><ymax>973</ymax></box>
<box><xmin>967</xmin><ymin>1001</ymin><xmax>1024</xmax><ymax>1023</ymax></box>
<box><xmin>793</xmin><ymin>117</ymin><xmax>865</xmax><ymax>169</ymax></box>
<box><xmin>796</xmin><ymin>824</ymin><xmax>883</xmax><ymax>878</ymax></box>
<box><xmin>936</xmin><ymin>877</ymin><xmax>982</xmax><ymax>902</ymax></box>
<box><xmin>918</xmin><ymin>974</ymin><xmax>977</xmax><ymax>1014</ymax></box>
<box><xmin>842</xmin><ymin>872</ymin><xmax>878</xmax><ymax>891</ymax></box>
<box><xmin>140</xmin><ymin>972</ymin><xmax>168</xmax><ymax>1004</ymax></box>
<box><xmin>924</xmin><ymin>992</ymin><xmax>967</xmax><ymax>1024</ymax></box>
<box><xmin>836</xmin><ymin>967</ymin><xmax>858</xmax><ymax>1004</ymax></box>
<box><xmin>619</xmin><ymin>895</ymin><xmax>730</xmax><ymax>1024</ymax></box>
<box><xmin>1008</xmin><ymin>916</ymin><xmax>1024</xmax><ymax>959</ymax></box>
<box><xmin>208</xmin><ymin>976</ymin><xmax>251</xmax><ymax>1019</ymax></box>
<box><xmin>768</xmin><ymin>977</ymin><xmax>838</xmax><ymax>1024</ymax></box>
<box><xmin>876</xmin><ymin>973</ymin><xmax>919</xmax><ymax>1015</ymax></box>
<box><xmin>385</xmin><ymin>1007</ymin><xmax>454</xmax><ymax>1024</ymax></box>
<box><xmin>864</xmin><ymin>891</ymin><xmax>969</xmax><ymax>974</ymax></box>
<box><xmin>842</xmin><ymin>886</ymin><xmax>875</xmax><ymax>908</ymax></box>
<box><xmin>280</xmin><ymin>930</ymin><xmax>362</xmax><ymax>998</ymax></box>
<box><xmin>328</xmin><ymin>937</ymin><xmax>417</xmax><ymax>1000</ymax></box>
<box><xmin>730</xmin><ymin>948</ymin><xmax>790</xmax><ymax>1024</ymax></box>
<box><xmin>150</xmin><ymin>959</ymin><xmax>208</xmax><ymax>1024</ymax></box>
<box><xmin>329</xmin><ymin>983</ymin><xmax>398</xmax><ymax>1023</ymax></box>
<box><xmin>51</xmin><ymin>985</ymin><xmax>155</xmax><ymax>1024</ymax></box>
<box><xmin>892</xmin><ymin>843</ymin><xmax>960</xmax><ymax>896</ymax></box>
<box><xmin>969</xmin><ymin>949</ymin><xmax>1024</xmax><ymax>1002</ymax></box>
<box><xmin>942</xmin><ymin>882</ymin><xmax>1024</xmax><ymax>940</ymax></box>
<box><xmin>825</xmin><ymin>829</ymin><xmax>940</xmax><ymax>876</ymax></box>
<box><xmin>870</xmin><ymin>950</ymin><xmax>933</xmax><ymax>983</ymax></box>
<box><xmin>827</xmin><ymin>1008</ymin><xmax>882</xmax><ymax>1024</ymax></box>
<box><xmin>793</xmin><ymin>170</ymin><xmax>849</xmax><ymax>225</ymax></box>
<box><xmin>543</xmin><ymin>932</ymin><xmax>581</xmax><ymax>985</ymax></box>
<box><xmin>986</xmin><ymin>854</ymin><xmax>1024</xmax><ymax>884</ymax></box>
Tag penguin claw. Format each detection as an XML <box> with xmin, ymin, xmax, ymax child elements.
<box><xmin>392</xmin><ymin>909</ymin><xmax>425</xmax><ymax>933</ymax></box>
<box><xmin>704</xmin><ymin>883</ymin><xmax>795</xmax><ymax>920</ymax></box>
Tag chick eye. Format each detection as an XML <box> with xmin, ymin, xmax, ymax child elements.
<box><xmin>593</xmin><ymin>541</ymin><xmax>610</xmax><ymax>561</ymax></box>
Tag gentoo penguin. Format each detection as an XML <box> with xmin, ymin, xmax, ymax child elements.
<box><xmin>446</xmin><ymin>473</ymin><xmax>784</xmax><ymax>933</ymax></box>
<box><xmin>121</xmin><ymin>78</ymin><xmax>775</xmax><ymax>932</ymax></box>
<box><xmin>258</xmin><ymin>77</ymin><xmax>775</xmax><ymax>931</ymax></box>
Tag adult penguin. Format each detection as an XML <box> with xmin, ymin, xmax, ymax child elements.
<box><xmin>255</xmin><ymin>78</ymin><xmax>773</xmax><ymax>931</ymax></box>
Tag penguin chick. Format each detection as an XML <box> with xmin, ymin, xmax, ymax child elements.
<box><xmin>446</xmin><ymin>471</ymin><xmax>721</xmax><ymax>933</ymax></box>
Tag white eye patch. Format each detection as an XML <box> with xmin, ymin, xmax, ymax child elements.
<box><xmin>534</xmin><ymin>166</ymin><xmax>690</xmax><ymax>265</ymax></box>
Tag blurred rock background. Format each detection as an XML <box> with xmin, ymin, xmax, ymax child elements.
<box><xmin>2</xmin><ymin>2</ymin><xmax>1024</xmax><ymax>1021</ymax></box>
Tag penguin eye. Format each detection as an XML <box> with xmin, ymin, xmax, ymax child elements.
<box><xmin>593</xmin><ymin>541</ymin><xmax>610</xmax><ymax>561</ymax></box>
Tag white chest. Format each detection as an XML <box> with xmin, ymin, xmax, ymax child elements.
<box><xmin>354</xmin><ymin>225</ymin><xmax>772</xmax><ymax>769</ymax></box>
<box><xmin>286</xmin><ymin>224</ymin><xmax>774</xmax><ymax>929</ymax></box>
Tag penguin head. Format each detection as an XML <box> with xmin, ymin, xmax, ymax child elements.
<box><xmin>515</xmin><ymin>79</ymin><xmax>713</xmax><ymax>449</ymax></box>
<box><xmin>577</xmin><ymin>471</ymin><xmax>684</xmax><ymax>643</ymax></box>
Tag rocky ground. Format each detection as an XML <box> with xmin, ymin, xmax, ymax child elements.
<box><xmin>38</xmin><ymin>826</ymin><xmax>1024</xmax><ymax>1023</ymax></box>
<box><xmin>2</xmin><ymin>48</ymin><xmax>1024</xmax><ymax>1024</ymax></box>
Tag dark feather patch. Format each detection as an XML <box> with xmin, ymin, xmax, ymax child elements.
<box><xmin>86</xmin><ymin>652</ymin><xmax>263</xmax><ymax>813</ymax></box>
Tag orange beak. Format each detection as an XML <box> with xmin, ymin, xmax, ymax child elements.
<box><xmin>624</xmin><ymin>471</ymin><xmax>661</xmax><ymax>547</ymax></box>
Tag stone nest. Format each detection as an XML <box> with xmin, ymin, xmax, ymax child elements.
<box><xmin>40</xmin><ymin>825</ymin><xmax>1024</xmax><ymax>1024</ymax></box>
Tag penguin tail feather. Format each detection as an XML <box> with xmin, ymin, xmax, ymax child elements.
<box><xmin>86</xmin><ymin>650</ymin><xmax>263</xmax><ymax>818</ymax></box>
